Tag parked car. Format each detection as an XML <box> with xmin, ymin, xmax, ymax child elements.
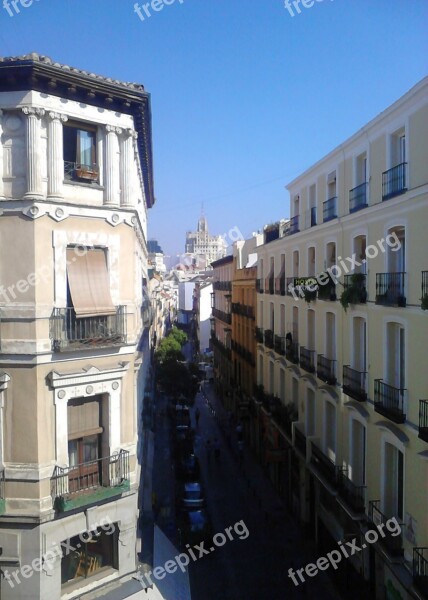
<box><xmin>175</xmin><ymin>453</ymin><xmax>200</xmax><ymax>481</ymax></box>
<box><xmin>177</xmin><ymin>509</ymin><xmax>213</xmax><ymax>548</ymax></box>
<box><xmin>176</xmin><ymin>481</ymin><xmax>205</xmax><ymax>511</ymax></box>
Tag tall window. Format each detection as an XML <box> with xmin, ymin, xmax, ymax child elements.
<box><xmin>324</xmin><ymin>401</ymin><xmax>337</xmax><ymax>462</ymax></box>
<box><xmin>383</xmin><ymin>442</ymin><xmax>404</xmax><ymax>520</ymax></box>
<box><xmin>350</xmin><ymin>419</ymin><xmax>366</xmax><ymax>485</ymax></box>
<box><xmin>306</xmin><ymin>389</ymin><xmax>316</xmax><ymax>437</ymax></box>
<box><xmin>63</xmin><ymin>122</ymin><xmax>98</xmax><ymax>181</ymax></box>
<box><xmin>386</xmin><ymin>322</ymin><xmax>405</xmax><ymax>389</ymax></box>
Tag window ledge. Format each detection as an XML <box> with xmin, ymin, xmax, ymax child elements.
<box><xmin>63</xmin><ymin>180</ymin><xmax>104</xmax><ymax>191</ymax></box>
<box><xmin>61</xmin><ymin>568</ymin><xmax>119</xmax><ymax>600</ymax></box>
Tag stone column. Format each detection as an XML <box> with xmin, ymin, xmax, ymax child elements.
<box><xmin>104</xmin><ymin>125</ymin><xmax>121</xmax><ymax>206</ymax></box>
<box><xmin>22</xmin><ymin>107</ymin><xmax>45</xmax><ymax>199</ymax></box>
<box><xmin>120</xmin><ymin>129</ymin><xmax>137</xmax><ymax>207</ymax></box>
<box><xmin>0</xmin><ymin>110</ymin><xmax>5</xmax><ymax>200</ymax></box>
<box><xmin>47</xmin><ymin>112</ymin><xmax>68</xmax><ymax>200</ymax></box>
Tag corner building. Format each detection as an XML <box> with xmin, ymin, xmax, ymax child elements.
<box><xmin>256</xmin><ymin>78</ymin><xmax>428</xmax><ymax>599</ymax></box>
<box><xmin>0</xmin><ymin>55</ymin><xmax>156</xmax><ymax>599</ymax></box>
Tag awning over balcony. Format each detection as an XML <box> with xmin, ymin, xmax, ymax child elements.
<box><xmin>66</xmin><ymin>248</ymin><xmax>116</xmax><ymax>317</ymax></box>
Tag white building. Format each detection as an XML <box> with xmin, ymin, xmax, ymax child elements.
<box><xmin>185</xmin><ymin>213</ymin><xmax>227</xmax><ymax>266</ymax></box>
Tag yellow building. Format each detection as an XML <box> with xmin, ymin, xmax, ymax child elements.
<box><xmin>256</xmin><ymin>77</ymin><xmax>428</xmax><ymax>599</ymax></box>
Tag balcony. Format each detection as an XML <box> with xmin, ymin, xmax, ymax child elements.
<box><xmin>382</xmin><ymin>162</ymin><xmax>407</xmax><ymax>201</ymax></box>
<box><xmin>232</xmin><ymin>340</ymin><xmax>255</xmax><ymax>366</ymax></box>
<box><xmin>317</xmin><ymin>355</ymin><xmax>336</xmax><ymax>385</ymax></box>
<box><xmin>299</xmin><ymin>347</ymin><xmax>315</xmax><ymax>373</ymax></box>
<box><xmin>212</xmin><ymin>307</ymin><xmax>232</xmax><ymax>325</ymax></box>
<box><xmin>343</xmin><ymin>366</ymin><xmax>367</xmax><ymax>402</ymax></box>
<box><xmin>375</xmin><ymin>272</ymin><xmax>406</xmax><ymax>307</ymax></box>
<box><xmin>275</xmin><ymin>275</ymin><xmax>286</xmax><ymax>296</ymax></box>
<box><xmin>413</xmin><ymin>548</ymin><xmax>428</xmax><ymax>598</ymax></box>
<box><xmin>231</xmin><ymin>303</ymin><xmax>254</xmax><ymax>319</ymax></box>
<box><xmin>265</xmin><ymin>276</ymin><xmax>275</xmax><ymax>295</ymax></box>
<box><xmin>288</xmin><ymin>215</ymin><xmax>300</xmax><ymax>235</ymax></box>
<box><xmin>271</xmin><ymin>401</ymin><xmax>297</xmax><ymax>438</ymax></box>
<box><xmin>422</xmin><ymin>271</ymin><xmax>428</xmax><ymax>310</ymax></box>
<box><xmin>213</xmin><ymin>281</ymin><xmax>232</xmax><ymax>292</ymax></box>
<box><xmin>274</xmin><ymin>335</ymin><xmax>286</xmax><ymax>356</ymax></box>
<box><xmin>285</xmin><ymin>341</ymin><xmax>299</xmax><ymax>364</ymax></box>
<box><xmin>349</xmin><ymin>182</ymin><xmax>368</xmax><ymax>213</ymax></box>
<box><xmin>323</xmin><ymin>196</ymin><xmax>337</xmax><ymax>222</ymax></box>
<box><xmin>264</xmin><ymin>329</ymin><xmax>274</xmax><ymax>350</ymax></box>
<box><xmin>418</xmin><ymin>400</ymin><xmax>428</xmax><ymax>442</ymax></box>
<box><xmin>51</xmin><ymin>450</ymin><xmax>130</xmax><ymax>512</ymax></box>
<box><xmin>294</xmin><ymin>425</ymin><xmax>307</xmax><ymax>458</ymax></box>
<box><xmin>368</xmin><ymin>501</ymin><xmax>403</xmax><ymax>557</ymax></box>
<box><xmin>374</xmin><ymin>379</ymin><xmax>406</xmax><ymax>424</ymax></box>
<box><xmin>342</xmin><ymin>273</ymin><xmax>367</xmax><ymax>307</ymax></box>
<box><xmin>264</xmin><ymin>224</ymin><xmax>280</xmax><ymax>243</ymax></box>
<box><xmin>338</xmin><ymin>471</ymin><xmax>366</xmax><ymax>515</ymax></box>
<box><xmin>211</xmin><ymin>335</ymin><xmax>232</xmax><ymax>360</ymax></box>
<box><xmin>50</xmin><ymin>307</ymin><xmax>127</xmax><ymax>352</ymax></box>
<box><xmin>256</xmin><ymin>279</ymin><xmax>264</xmax><ymax>294</ymax></box>
<box><xmin>255</xmin><ymin>327</ymin><xmax>264</xmax><ymax>343</ymax></box>
<box><xmin>317</xmin><ymin>274</ymin><xmax>337</xmax><ymax>301</ymax></box>
<box><xmin>64</xmin><ymin>161</ymin><xmax>100</xmax><ymax>183</ymax></box>
<box><xmin>310</xmin><ymin>442</ymin><xmax>341</xmax><ymax>489</ymax></box>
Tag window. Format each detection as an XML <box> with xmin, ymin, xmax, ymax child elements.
<box><xmin>383</xmin><ymin>442</ymin><xmax>404</xmax><ymax>520</ymax></box>
<box><xmin>63</xmin><ymin>122</ymin><xmax>98</xmax><ymax>181</ymax></box>
<box><xmin>306</xmin><ymin>389</ymin><xmax>316</xmax><ymax>436</ymax></box>
<box><xmin>324</xmin><ymin>401</ymin><xmax>337</xmax><ymax>461</ymax></box>
<box><xmin>350</xmin><ymin>418</ymin><xmax>366</xmax><ymax>485</ymax></box>
<box><xmin>61</xmin><ymin>526</ymin><xmax>118</xmax><ymax>587</ymax></box>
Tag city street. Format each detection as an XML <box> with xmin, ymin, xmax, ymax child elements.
<box><xmin>152</xmin><ymin>367</ymin><xmax>346</xmax><ymax>600</ymax></box>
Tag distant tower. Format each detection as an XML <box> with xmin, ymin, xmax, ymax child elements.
<box><xmin>185</xmin><ymin>211</ymin><xmax>227</xmax><ymax>266</ymax></box>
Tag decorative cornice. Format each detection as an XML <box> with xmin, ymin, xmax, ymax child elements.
<box><xmin>21</xmin><ymin>107</ymin><xmax>45</xmax><ymax>118</ymax></box>
<box><xmin>47</xmin><ymin>111</ymin><xmax>68</xmax><ymax>123</ymax></box>
<box><xmin>106</xmin><ymin>124</ymin><xmax>123</xmax><ymax>135</ymax></box>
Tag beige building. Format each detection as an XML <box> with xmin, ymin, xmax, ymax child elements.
<box><xmin>0</xmin><ymin>54</ymin><xmax>161</xmax><ymax>599</ymax></box>
<box><xmin>256</xmin><ymin>78</ymin><xmax>428</xmax><ymax>599</ymax></box>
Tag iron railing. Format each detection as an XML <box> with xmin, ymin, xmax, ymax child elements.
<box><xmin>343</xmin><ymin>274</ymin><xmax>367</xmax><ymax>304</ymax></box>
<box><xmin>349</xmin><ymin>182</ymin><xmax>368</xmax><ymax>213</ymax></box>
<box><xmin>232</xmin><ymin>340</ymin><xmax>255</xmax><ymax>366</ymax></box>
<box><xmin>231</xmin><ymin>303</ymin><xmax>254</xmax><ymax>319</ymax></box>
<box><xmin>264</xmin><ymin>225</ymin><xmax>280</xmax><ymax>244</ymax></box>
<box><xmin>212</xmin><ymin>307</ymin><xmax>232</xmax><ymax>325</ymax></box>
<box><xmin>255</xmin><ymin>327</ymin><xmax>264</xmax><ymax>343</ymax></box>
<box><xmin>343</xmin><ymin>366</ymin><xmax>367</xmax><ymax>402</ymax></box>
<box><xmin>368</xmin><ymin>501</ymin><xmax>403</xmax><ymax>557</ymax></box>
<box><xmin>374</xmin><ymin>379</ymin><xmax>406</xmax><ymax>424</ymax></box>
<box><xmin>51</xmin><ymin>449</ymin><xmax>130</xmax><ymax>500</ymax></box>
<box><xmin>50</xmin><ymin>307</ymin><xmax>126</xmax><ymax>352</ymax></box>
<box><xmin>294</xmin><ymin>426</ymin><xmax>307</xmax><ymax>458</ymax></box>
<box><xmin>310</xmin><ymin>442</ymin><xmax>342</xmax><ymax>489</ymax></box>
<box><xmin>413</xmin><ymin>548</ymin><xmax>428</xmax><ymax>597</ymax></box>
<box><xmin>375</xmin><ymin>272</ymin><xmax>406</xmax><ymax>307</ymax></box>
<box><xmin>275</xmin><ymin>274</ymin><xmax>286</xmax><ymax>295</ymax></box>
<box><xmin>213</xmin><ymin>281</ymin><xmax>232</xmax><ymax>291</ymax></box>
<box><xmin>64</xmin><ymin>161</ymin><xmax>100</xmax><ymax>182</ymax></box>
<box><xmin>288</xmin><ymin>215</ymin><xmax>300</xmax><ymax>235</ymax></box>
<box><xmin>286</xmin><ymin>277</ymin><xmax>297</xmax><ymax>296</ymax></box>
<box><xmin>286</xmin><ymin>341</ymin><xmax>299</xmax><ymax>364</ymax></box>
<box><xmin>210</xmin><ymin>335</ymin><xmax>232</xmax><ymax>360</ymax></box>
<box><xmin>338</xmin><ymin>471</ymin><xmax>366</xmax><ymax>514</ymax></box>
<box><xmin>274</xmin><ymin>335</ymin><xmax>286</xmax><ymax>356</ymax></box>
<box><xmin>323</xmin><ymin>196</ymin><xmax>337</xmax><ymax>222</ymax></box>
<box><xmin>264</xmin><ymin>329</ymin><xmax>274</xmax><ymax>349</ymax></box>
<box><xmin>317</xmin><ymin>355</ymin><xmax>336</xmax><ymax>385</ymax></box>
<box><xmin>382</xmin><ymin>162</ymin><xmax>407</xmax><ymax>201</ymax></box>
<box><xmin>300</xmin><ymin>347</ymin><xmax>316</xmax><ymax>373</ymax></box>
<box><xmin>419</xmin><ymin>400</ymin><xmax>428</xmax><ymax>443</ymax></box>
<box><xmin>265</xmin><ymin>276</ymin><xmax>275</xmax><ymax>295</ymax></box>
<box><xmin>317</xmin><ymin>275</ymin><xmax>337</xmax><ymax>301</ymax></box>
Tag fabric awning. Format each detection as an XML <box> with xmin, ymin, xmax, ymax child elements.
<box><xmin>66</xmin><ymin>248</ymin><xmax>116</xmax><ymax>318</ymax></box>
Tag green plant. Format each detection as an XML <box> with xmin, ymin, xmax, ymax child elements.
<box><xmin>421</xmin><ymin>293</ymin><xmax>428</xmax><ymax>310</ymax></box>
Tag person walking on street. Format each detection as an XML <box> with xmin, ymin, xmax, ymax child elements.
<box><xmin>195</xmin><ymin>407</ymin><xmax>200</xmax><ymax>428</ymax></box>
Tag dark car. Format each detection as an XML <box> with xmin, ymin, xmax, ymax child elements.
<box><xmin>177</xmin><ymin>509</ymin><xmax>213</xmax><ymax>548</ymax></box>
<box><xmin>176</xmin><ymin>481</ymin><xmax>205</xmax><ymax>511</ymax></box>
<box><xmin>175</xmin><ymin>453</ymin><xmax>200</xmax><ymax>481</ymax></box>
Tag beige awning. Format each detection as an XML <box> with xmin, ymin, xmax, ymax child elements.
<box><xmin>66</xmin><ymin>248</ymin><xmax>116</xmax><ymax>318</ymax></box>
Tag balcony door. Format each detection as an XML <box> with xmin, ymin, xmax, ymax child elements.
<box><xmin>386</xmin><ymin>323</ymin><xmax>405</xmax><ymax>390</ymax></box>
<box><xmin>383</xmin><ymin>442</ymin><xmax>404</xmax><ymax>520</ymax></box>
<box><xmin>387</xmin><ymin>226</ymin><xmax>405</xmax><ymax>274</ymax></box>
<box><xmin>352</xmin><ymin>317</ymin><xmax>366</xmax><ymax>372</ymax></box>
<box><xmin>350</xmin><ymin>419</ymin><xmax>366</xmax><ymax>485</ymax></box>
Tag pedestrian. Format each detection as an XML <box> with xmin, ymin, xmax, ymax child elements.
<box><xmin>195</xmin><ymin>407</ymin><xmax>200</xmax><ymax>428</ymax></box>
<box><xmin>213</xmin><ymin>437</ymin><xmax>220</xmax><ymax>461</ymax></box>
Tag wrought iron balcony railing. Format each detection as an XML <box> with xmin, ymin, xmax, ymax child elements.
<box><xmin>265</xmin><ymin>276</ymin><xmax>275</xmax><ymax>295</ymax></box>
<box><xmin>232</xmin><ymin>340</ymin><xmax>255</xmax><ymax>366</ymax></box>
<box><xmin>50</xmin><ymin>307</ymin><xmax>127</xmax><ymax>352</ymax></box>
<box><xmin>338</xmin><ymin>471</ymin><xmax>366</xmax><ymax>514</ymax></box>
<box><xmin>413</xmin><ymin>547</ymin><xmax>428</xmax><ymax>598</ymax></box>
<box><xmin>255</xmin><ymin>327</ymin><xmax>264</xmax><ymax>343</ymax></box>
<box><xmin>317</xmin><ymin>274</ymin><xmax>337</xmax><ymax>301</ymax></box>
<box><xmin>288</xmin><ymin>215</ymin><xmax>299</xmax><ymax>236</ymax></box>
<box><xmin>285</xmin><ymin>341</ymin><xmax>299</xmax><ymax>364</ymax></box>
<box><xmin>375</xmin><ymin>272</ymin><xmax>406</xmax><ymax>307</ymax></box>
<box><xmin>275</xmin><ymin>275</ymin><xmax>286</xmax><ymax>296</ymax></box>
<box><xmin>418</xmin><ymin>400</ymin><xmax>428</xmax><ymax>443</ymax></box>
<box><xmin>64</xmin><ymin>161</ymin><xmax>100</xmax><ymax>183</ymax></box>
<box><xmin>368</xmin><ymin>501</ymin><xmax>403</xmax><ymax>557</ymax></box>
<box><xmin>310</xmin><ymin>442</ymin><xmax>342</xmax><ymax>489</ymax></box>
<box><xmin>343</xmin><ymin>273</ymin><xmax>367</xmax><ymax>304</ymax></box>
<box><xmin>51</xmin><ymin>450</ymin><xmax>130</xmax><ymax>510</ymax></box>
<box><xmin>274</xmin><ymin>335</ymin><xmax>286</xmax><ymax>356</ymax></box>
<box><xmin>382</xmin><ymin>162</ymin><xmax>407</xmax><ymax>201</ymax></box>
<box><xmin>323</xmin><ymin>196</ymin><xmax>337</xmax><ymax>222</ymax></box>
<box><xmin>286</xmin><ymin>277</ymin><xmax>297</xmax><ymax>296</ymax></box>
<box><xmin>294</xmin><ymin>425</ymin><xmax>307</xmax><ymax>458</ymax></box>
<box><xmin>374</xmin><ymin>379</ymin><xmax>406</xmax><ymax>424</ymax></box>
<box><xmin>264</xmin><ymin>329</ymin><xmax>274</xmax><ymax>349</ymax></box>
<box><xmin>212</xmin><ymin>307</ymin><xmax>232</xmax><ymax>325</ymax></box>
<box><xmin>211</xmin><ymin>335</ymin><xmax>232</xmax><ymax>360</ymax></box>
<box><xmin>317</xmin><ymin>355</ymin><xmax>336</xmax><ymax>385</ymax></box>
<box><xmin>231</xmin><ymin>303</ymin><xmax>254</xmax><ymax>319</ymax></box>
<box><xmin>300</xmin><ymin>347</ymin><xmax>315</xmax><ymax>373</ymax></box>
<box><xmin>343</xmin><ymin>366</ymin><xmax>367</xmax><ymax>402</ymax></box>
<box><xmin>213</xmin><ymin>281</ymin><xmax>232</xmax><ymax>291</ymax></box>
<box><xmin>349</xmin><ymin>182</ymin><xmax>368</xmax><ymax>213</ymax></box>
<box><xmin>256</xmin><ymin>279</ymin><xmax>264</xmax><ymax>294</ymax></box>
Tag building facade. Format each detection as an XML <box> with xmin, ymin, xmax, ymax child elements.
<box><xmin>255</xmin><ymin>78</ymin><xmax>428</xmax><ymax>599</ymax></box>
<box><xmin>0</xmin><ymin>54</ymin><xmax>159</xmax><ymax>600</ymax></box>
<box><xmin>185</xmin><ymin>213</ymin><xmax>228</xmax><ymax>266</ymax></box>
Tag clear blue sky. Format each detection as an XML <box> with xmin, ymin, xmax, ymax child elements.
<box><xmin>1</xmin><ymin>0</ymin><xmax>427</xmax><ymax>258</ymax></box>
